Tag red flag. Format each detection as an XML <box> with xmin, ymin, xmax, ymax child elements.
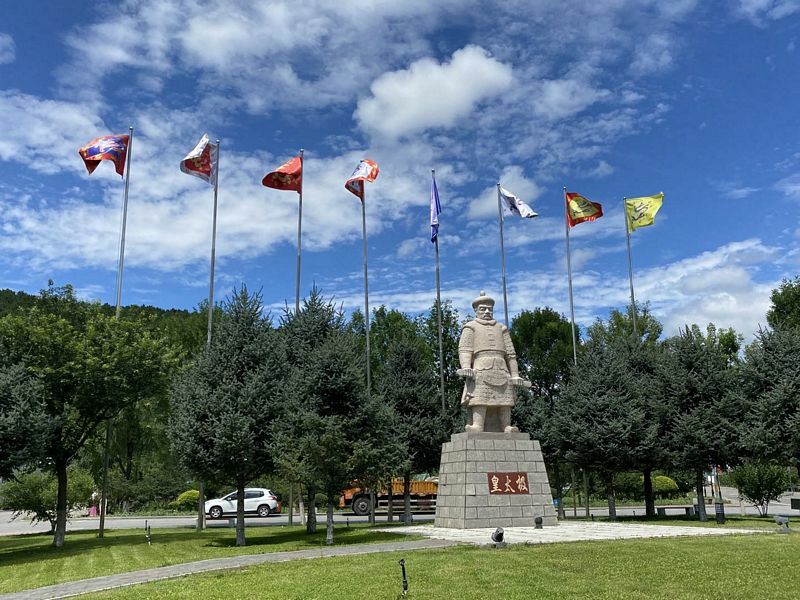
<box><xmin>180</xmin><ymin>134</ymin><xmax>218</xmax><ymax>184</ymax></box>
<box><xmin>78</xmin><ymin>135</ymin><xmax>129</xmax><ymax>176</ymax></box>
<box><xmin>345</xmin><ymin>159</ymin><xmax>379</xmax><ymax>200</ymax></box>
<box><xmin>262</xmin><ymin>156</ymin><xmax>302</xmax><ymax>192</ymax></box>
<box><xmin>565</xmin><ymin>191</ymin><xmax>603</xmax><ymax>227</ymax></box>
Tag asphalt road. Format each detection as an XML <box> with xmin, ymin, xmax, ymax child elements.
<box><xmin>0</xmin><ymin>510</ymin><xmax>434</xmax><ymax>537</ymax></box>
<box><xmin>2</xmin><ymin>490</ymin><xmax>797</xmax><ymax>537</ymax></box>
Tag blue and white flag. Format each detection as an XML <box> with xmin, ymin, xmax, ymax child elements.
<box><xmin>500</xmin><ymin>186</ymin><xmax>538</xmax><ymax>219</ymax></box>
<box><xmin>430</xmin><ymin>173</ymin><xmax>442</xmax><ymax>242</ymax></box>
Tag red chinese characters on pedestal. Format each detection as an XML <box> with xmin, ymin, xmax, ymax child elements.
<box><xmin>487</xmin><ymin>472</ymin><xmax>530</xmax><ymax>495</ymax></box>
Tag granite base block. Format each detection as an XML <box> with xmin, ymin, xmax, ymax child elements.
<box><xmin>434</xmin><ymin>431</ymin><xmax>558</xmax><ymax>529</ymax></box>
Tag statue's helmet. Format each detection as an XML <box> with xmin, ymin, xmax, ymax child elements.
<box><xmin>471</xmin><ymin>291</ymin><xmax>495</xmax><ymax>311</ymax></box>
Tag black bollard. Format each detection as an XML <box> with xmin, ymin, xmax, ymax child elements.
<box><xmin>399</xmin><ymin>559</ymin><xmax>408</xmax><ymax>596</ymax></box>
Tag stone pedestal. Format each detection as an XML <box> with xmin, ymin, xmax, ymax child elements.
<box><xmin>434</xmin><ymin>432</ymin><xmax>557</xmax><ymax>528</ymax></box>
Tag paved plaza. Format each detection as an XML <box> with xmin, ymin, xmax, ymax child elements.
<box><xmin>379</xmin><ymin>520</ymin><xmax>767</xmax><ymax>545</ymax></box>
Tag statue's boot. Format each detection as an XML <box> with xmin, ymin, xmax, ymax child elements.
<box><xmin>465</xmin><ymin>407</ymin><xmax>486</xmax><ymax>433</ymax></box>
<box><xmin>499</xmin><ymin>407</ymin><xmax>518</xmax><ymax>433</ymax></box>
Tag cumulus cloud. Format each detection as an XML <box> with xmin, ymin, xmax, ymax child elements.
<box><xmin>0</xmin><ymin>33</ymin><xmax>14</xmax><ymax>64</ymax></box>
<box><xmin>355</xmin><ymin>46</ymin><xmax>513</xmax><ymax>139</ymax></box>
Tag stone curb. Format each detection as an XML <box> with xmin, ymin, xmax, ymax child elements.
<box><xmin>0</xmin><ymin>539</ymin><xmax>455</xmax><ymax>600</ymax></box>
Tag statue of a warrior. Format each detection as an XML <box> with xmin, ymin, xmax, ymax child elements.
<box><xmin>457</xmin><ymin>291</ymin><xmax>530</xmax><ymax>433</ymax></box>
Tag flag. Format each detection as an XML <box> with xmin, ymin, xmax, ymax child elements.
<box><xmin>262</xmin><ymin>155</ymin><xmax>302</xmax><ymax>192</ymax></box>
<box><xmin>625</xmin><ymin>192</ymin><xmax>663</xmax><ymax>232</ymax></box>
<box><xmin>180</xmin><ymin>134</ymin><xmax>218</xmax><ymax>184</ymax></box>
<box><xmin>430</xmin><ymin>173</ymin><xmax>441</xmax><ymax>242</ymax></box>
<box><xmin>345</xmin><ymin>159</ymin><xmax>379</xmax><ymax>200</ymax></box>
<box><xmin>500</xmin><ymin>186</ymin><xmax>538</xmax><ymax>219</ymax></box>
<box><xmin>78</xmin><ymin>134</ymin><xmax>129</xmax><ymax>176</ymax></box>
<box><xmin>565</xmin><ymin>191</ymin><xmax>603</xmax><ymax>227</ymax></box>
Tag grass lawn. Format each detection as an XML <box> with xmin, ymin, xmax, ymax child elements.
<box><xmin>0</xmin><ymin>524</ymin><xmax>416</xmax><ymax>594</ymax></box>
<box><xmin>85</xmin><ymin>532</ymin><xmax>798</xmax><ymax>600</ymax></box>
<box><xmin>577</xmin><ymin>514</ymin><xmax>783</xmax><ymax>529</ymax></box>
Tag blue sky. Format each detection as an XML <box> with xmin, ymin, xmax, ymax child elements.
<box><xmin>1</xmin><ymin>1</ymin><xmax>799</xmax><ymax>340</ymax></box>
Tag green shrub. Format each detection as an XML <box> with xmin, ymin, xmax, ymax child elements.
<box><xmin>169</xmin><ymin>489</ymin><xmax>200</xmax><ymax>511</ymax></box>
<box><xmin>652</xmin><ymin>475</ymin><xmax>679</xmax><ymax>498</ymax></box>
<box><xmin>0</xmin><ymin>466</ymin><xmax>95</xmax><ymax>532</ymax></box>
<box><xmin>613</xmin><ymin>472</ymin><xmax>644</xmax><ymax>502</ymax></box>
<box><xmin>731</xmin><ymin>462</ymin><xmax>791</xmax><ymax>516</ymax></box>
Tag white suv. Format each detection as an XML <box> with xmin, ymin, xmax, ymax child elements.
<box><xmin>204</xmin><ymin>488</ymin><xmax>279</xmax><ymax>519</ymax></box>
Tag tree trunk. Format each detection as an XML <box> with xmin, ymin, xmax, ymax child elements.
<box><xmin>298</xmin><ymin>487</ymin><xmax>306</xmax><ymax>526</ymax></box>
<box><xmin>196</xmin><ymin>481</ymin><xmax>205</xmax><ymax>531</ymax></box>
<box><xmin>695</xmin><ymin>470</ymin><xmax>708</xmax><ymax>522</ymax></box>
<box><xmin>288</xmin><ymin>484</ymin><xmax>294</xmax><ymax>527</ymax></box>
<box><xmin>643</xmin><ymin>468</ymin><xmax>655</xmax><ymax>517</ymax></box>
<box><xmin>368</xmin><ymin>489</ymin><xmax>376</xmax><ymax>525</ymax></box>
<box><xmin>52</xmin><ymin>455</ymin><xmax>68</xmax><ymax>547</ymax></box>
<box><xmin>403</xmin><ymin>472</ymin><xmax>412</xmax><ymax>524</ymax></box>
<box><xmin>604</xmin><ymin>472</ymin><xmax>617</xmax><ymax>520</ymax></box>
<box><xmin>583</xmin><ymin>469</ymin><xmax>590</xmax><ymax>518</ymax></box>
<box><xmin>554</xmin><ymin>462</ymin><xmax>565</xmax><ymax>519</ymax></box>
<box><xmin>386</xmin><ymin>479</ymin><xmax>393</xmax><ymax>522</ymax></box>
<box><xmin>235</xmin><ymin>481</ymin><xmax>246</xmax><ymax>546</ymax></box>
<box><xmin>306</xmin><ymin>485</ymin><xmax>317</xmax><ymax>534</ymax></box>
<box><xmin>325</xmin><ymin>500</ymin><xmax>334</xmax><ymax>545</ymax></box>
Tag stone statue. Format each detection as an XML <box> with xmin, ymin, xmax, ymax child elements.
<box><xmin>457</xmin><ymin>291</ymin><xmax>530</xmax><ymax>433</ymax></box>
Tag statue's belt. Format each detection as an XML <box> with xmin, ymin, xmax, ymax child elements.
<box><xmin>473</xmin><ymin>369</ymin><xmax>510</xmax><ymax>387</ymax></box>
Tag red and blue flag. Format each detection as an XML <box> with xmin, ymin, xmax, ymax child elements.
<box><xmin>78</xmin><ymin>134</ymin><xmax>129</xmax><ymax>176</ymax></box>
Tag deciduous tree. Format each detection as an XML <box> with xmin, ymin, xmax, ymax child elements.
<box><xmin>0</xmin><ymin>283</ymin><xmax>174</xmax><ymax>547</ymax></box>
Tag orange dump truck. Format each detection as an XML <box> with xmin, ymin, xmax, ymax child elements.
<box><xmin>339</xmin><ymin>478</ymin><xmax>438</xmax><ymax>515</ymax></box>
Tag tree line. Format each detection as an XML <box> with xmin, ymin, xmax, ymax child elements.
<box><xmin>1</xmin><ymin>277</ymin><xmax>798</xmax><ymax>546</ymax></box>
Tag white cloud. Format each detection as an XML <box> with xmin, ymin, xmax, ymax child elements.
<box><xmin>532</xmin><ymin>78</ymin><xmax>610</xmax><ymax>120</ymax></box>
<box><xmin>0</xmin><ymin>33</ymin><xmax>14</xmax><ymax>64</ymax></box>
<box><xmin>725</xmin><ymin>186</ymin><xmax>759</xmax><ymax>199</ymax></box>
<box><xmin>775</xmin><ymin>174</ymin><xmax>800</xmax><ymax>199</ymax></box>
<box><xmin>0</xmin><ymin>91</ymin><xmax>107</xmax><ymax>174</ymax></box>
<box><xmin>734</xmin><ymin>0</ymin><xmax>800</xmax><ymax>24</ymax></box>
<box><xmin>355</xmin><ymin>46</ymin><xmax>513</xmax><ymax>139</ymax></box>
<box><xmin>630</xmin><ymin>33</ymin><xmax>674</xmax><ymax>75</ymax></box>
<box><xmin>583</xmin><ymin>160</ymin><xmax>614</xmax><ymax>178</ymax></box>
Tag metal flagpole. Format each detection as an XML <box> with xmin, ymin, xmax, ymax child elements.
<box><xmin>433</xmin><ymin>169</ymin><xmax>446</xmax><ymax>414</ymax></box>
<box><xmin>564</xmin><ymin>187</ymin><xmax>578</xmax><ymax>366</ymax></box>
<box><xmin>99</xmin><ymin>125</ymin><xmax>134</xmax><ymax>538</ymax></box>
<box><xmin>361</xmin><ymin>189</ymin><xmax>372</xmax><ymax>396</ymax></box>
<box><xmin>114</xmin><ymin>126</ymin><xmax>134</xmax><ymax>320</ymax></box>
<box><xmin>206</xmin><ymin>140</ymin><xmax>221</xmax><ymax>347</ymax></box>
<box><xmin>199</xmin><ymin>139</ymin><xmax>221</xmax><ymax>533</ymax></box>
<box><xmin>295</xmin><ymin>149</ymin><xmax>304</xmax><ymax>315</ymax></box>
<box><xmin>623</xmin><ymin>197</ymin><xmax>638</xmax><ymax>338</ymax></box>
<box><xmin>496</xmin><ymin>183</ymin><xmax>510</xmax><ymax>326</ymax></box>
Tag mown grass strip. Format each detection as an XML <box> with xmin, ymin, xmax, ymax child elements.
<box><xmin>86</xmin><ymin>532</ymin><xmax>798</xmax><ymax>600</ymax></box>
<box><xmin>0</xmin><ymin>524</ymin><xmax>415</xmax><ymax>594</ymax></box>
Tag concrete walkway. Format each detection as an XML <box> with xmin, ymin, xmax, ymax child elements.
<box><xmin>379</xmin><ymin>520</ymin><xmax>767</xmax><ymax>545</ymax></box>
<box><xmin>0</xmin><ymin>539</ymin><xmax>455</xmax><ymax>600</ymax></box>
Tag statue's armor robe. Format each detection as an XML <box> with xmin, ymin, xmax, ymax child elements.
<box><xmin>458</xmin><ymin>319</ymin><xmax>517</xmax><ymax>407</ymax></box>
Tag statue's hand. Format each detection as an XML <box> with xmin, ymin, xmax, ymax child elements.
<box><xmin>510</xmin><ymin>377</ymin><xmax>531</xmax><ymax>388</ymax></box>
<box><xmin>456</xmin><ymin>368</ymin><xmax>475</xmax><ymax>379</ymax></box>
